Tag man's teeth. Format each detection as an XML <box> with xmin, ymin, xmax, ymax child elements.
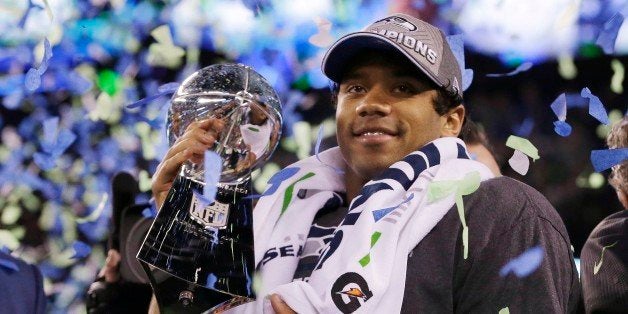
<box><xmin>362</xmin><ymin>132</ymin><xmax>385</xmax><ymax>136</ymax></box>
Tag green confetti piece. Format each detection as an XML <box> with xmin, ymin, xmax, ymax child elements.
<box><xmin>97</xmin><ymin>69</ymin><xmax>120</xmax><ymax>96</ymax></box>
<box><xmin>138</xmin><ymin>170</ymin><xmax>152</xmax><ymax>192</ymax></box>
<box><xmin>506</xmin><ymin>135</ymin><xmax>540</xmax><ymax>161</ymax></box>
<box><xmin>75</xmin><ymin>193</ymin><xmax>108</xmax><ymax>223</ymax></box>
<box><xmin>457</xmin><ymin>171</ymin><xmax>481</xmax><ymax>196</ymax></box>
<box><xmin>247</xmin><ymin>126</ymin><xmax>260</xmax><ymax>132</ymax></box>
<box><xmin>280</xmin><ymin>172</ymin><xmax>315</xmax><ymax>215</ymax></box>
<box><xmin>455</xmin><ymin>195</ymin><xmax>469</xmax><ymax>259</ymax></box>
<box><xmin>611</xmin><ymin>59</ymin><xmax>624</xmax><ymax>94</ymax></box>
<box><xmin>594</xmin><ymin>241</ymin><xmax>618</xmax><ymax>275</ymax></box>
<box><xmin>427</xmin><ymin>180</ymin><xmax>458</xmax><ymax>202</ymax></box>
<box><xmin>499</xmin><ymin>307</ymin><xmax>510</xmax><ymax>314</ymax></box>
<box><xmin>0</xmin><ymin>229</ymin><xmax>19</xmax><ymax>250</ymax></box>
<box><xmin>557</xmin><ymin>54</ymin><xmax>577</xmax><ymax>80</ymax></box>
<box><xmin>1</xmin><ymin>205</ymin><xmax>22</xmax><ymax>225</ymax></box>
<box><xmin>151</xmin><ymin>25</ymin><xmax>174</xmax><ymax>45</ymax></box>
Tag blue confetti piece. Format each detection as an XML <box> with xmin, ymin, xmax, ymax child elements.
<box><xmin>512</xmin><ymin>117</ymin><xmax>534</xmax><ymax>137</ymax></box>
<box><xmin>3</xmin><ymin>91</ymin><xmax>24</xmax><ymax>110</ymax></box>
<box><xmin>553</xmin><ymin>120</ymin><xmax>572</xmax><ymax>137</ymax></box>
<box><xmin>25</xmin><ymin>68</ymin><xmax>41</xmax><ymax>92</ymax></box>
<box><xmin>550</xmin><ymin>93</ymin><xmax>567</xmax><ymax>121</ymax></box>
<box><xmin>157</xmin><ymin>82</ymin><xmax>180</xmax><ymax>93</ymax></box>
<box><xmin>372</xmin><ymin>193</ymin><xmax>414</xmax><ymax>222</ymax></box>
<box><xmin>70</xmin><ymin>241</ymin><xmax>92</xmax><ymax>259</ymax></box>
<box><xmin>25</xmin><ymin>38</ymin><xmax>52</xmax><ymax>92</ymax></box>
<box><xmin>486</xmin><ymin>62</ymin><xmax>533</xmax><ymax>77</ymax></box>
<box><xmin>41</xmin><ymin>117</ymin><xmax>59</xmax><ymax>152</ymax></box>
<box><xmin>33</xmin><ymin>152</ymin><xmax>57</xmax><ymax>170</ymax></box>
<box><xmin>462</xmin><ymin>69</ymin><xmax>474</xmax><ymax>91</ymax></box>
<box><xmin>446</xmin><ymin>34</ymin><xmax>473</xmax><ymax>91</ymax></box>
<box><xmin>206</xmin><ymin>273</ymin><xmax>217</xmax><ymax>289</ymax></box>
<box><xmin>581</xmin><ymin>87</ymin><xmax>610</xmax><ymax>125</ymax></box>
<box><xmin>203</xmin><ymin>151</ymin><xmax>222</xmax><ymax>202</ymax></box>
<box><xmin>263</xmin><ymin>167</ymin><xmax>300</xmax><ymax>196</ymax></box>
<box><xmin>314</xmin><ymin>125</ymin><xmax>344</xmax><ymax>174</ymax></box>
<box><xmin>590</xmin><ymin>148</ymin><xmax>628</xmax><ymax>172</ymax></box>
<box><xmin>142</xmin><ymin>206</ymin><xmax>157</xmax><ymax>218</ymax></box>
<box><xmin>499</xmin><ymin>245</ymin><xmax>544</xmax><ymax>278</ymax></box>
<box><xmin>596</xmin><ymin>13</ymin><xmax>625</xmax><ymax>54</ymax></box>
<box><xmin>0</xmin><ymin>258</ymin><xmax>19</xmax><ymax>273</ymax></box>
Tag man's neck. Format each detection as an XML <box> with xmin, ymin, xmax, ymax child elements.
<box><xmin>344</xmin><ymin>170</ymin><xmax>369</xmax><ymax>203</ymax></box>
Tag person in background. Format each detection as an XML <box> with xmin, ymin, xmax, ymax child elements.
<box><xmin>580</xmin><ymin>116</ymin><xmax>628</xmax><ymax>313</ymax></box>
<box><xmin>0</xmin><ymin>249</ymin><xmax>47</xmax><ymax>313</ymax></box>
<box><xmin>460</xmin><ymin>118</ymin><xmax>501</xmax><ymax>176</ymax></box>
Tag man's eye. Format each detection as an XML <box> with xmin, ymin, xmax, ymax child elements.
<box><xmin>346</xmin><ymin>85</ymin><xmax>365</xmax><ymax>93</ymax></box>
<box><xmin>394</xmin><ymin>84</ymin><xmax>414</xmax><ymax>93</ymax></box>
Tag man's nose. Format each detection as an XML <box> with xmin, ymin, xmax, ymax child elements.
<box><xmin>356</xmin><ymin>89</ymin><xmax>392</xmax><ymax>117</ymax></box>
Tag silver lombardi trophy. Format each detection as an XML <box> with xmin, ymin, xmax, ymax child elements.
<box><xmin>137</xmin><ymin>63</ymin><xmax>282</xmax><ymax>313</ymax></box>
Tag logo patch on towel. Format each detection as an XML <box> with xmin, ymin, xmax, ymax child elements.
<box><xmin>331</xmin><ymin>272</ymin><xmax>373</xmax><ymax>313</ymax></box>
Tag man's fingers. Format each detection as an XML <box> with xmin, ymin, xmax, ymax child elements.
<box><xmin>103</xmin><ymin>250</ymin><xmax>121</xmax><ymax>283</ymax></box>
<box><xmin>270</xmin><ymin>294</ymin><xmax>296</xmax><ymax>314</ymax></box>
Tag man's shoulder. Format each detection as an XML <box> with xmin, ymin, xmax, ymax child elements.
<box><xmin>464</xmin><ymin>176</ymin><xmax>568</xmax><ymax>238</ymax></box>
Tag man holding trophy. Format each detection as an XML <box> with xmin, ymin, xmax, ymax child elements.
<box><xmin>129</xmin><ymin>13</ymin><xmax>580</xmax><ymax>314</ymax></box>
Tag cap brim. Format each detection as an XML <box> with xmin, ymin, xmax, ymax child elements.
<box><xmin>322</xmin><ymin>32</ymin><xmax>443</xmax><ymax>88</ymax></box>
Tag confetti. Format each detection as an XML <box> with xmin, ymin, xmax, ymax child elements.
<box><xmin>147</xmin><ymin>25</ymin><xmax>186</xmax><ymax>68</ymax></box>
<box><xmin>594</xmin><ymin>241</ymin><xmax>618</xmax><ymax>275</ymax></box>
<box><xmin>610</xmin><ymin>59</ymin><xmax>624</xmax><ymax>94</ymax></box>
<box><xmin>0</xmin><ymin>230</ymin><xmax>20</xmax><ymax>251</ymax></box>
<box><xmin>581</xmin><ymin>87</ymin><xmax>609</xmax><ymax>125</ymax></box>
<box><xmin>553</xmin><ymin>120</ymin><xmax>572</xmax><ymax>137</ymax></box>
<box><xmin>309</xmin><ymin>17</ymin><xmax>334</xmax><ymax>48</ymax></box>
<box><xmin>550</xmin><ymin>93</ymin><xmax>567</xmax><ymax>121</ymax></box>
<box><xmin>596</xmin><ymin>13</ymin><xmax>625</xmax><ymax>54</ymax></box>
<box><xmin>33</xmin><ymin>117</ymin><xmax>77</xmax><ymax>170</ymax></box>
<box><xmin>75</xmin><ymin>193</ymin><xmax>108</xmax><ymax>223</ymax></box>
<box><xmin>506</xmin><ymin>135</ymin><xmax>540</xmax><ymax>161</ymax></box>
<box><xmin>590</xmin><ymin>148</ymin><xmax>628</xmax><ymax>172</ymax></box>
<box><xmin>508</xmin><ymin>149</ymin><xmax>530</xmax><ymax>175</ymax></box>
<box><xmin>203</xmin><ymin>151</ymin><xmax>223</xmax><ymax>203</ymax></box>
<box><xmin>70</xmin><ymin>241</ymin><xmax>92</xmax><ymax>259</ymax></box>
<box><xmin>499</xmin><ymin>245</ymin><xmax>544</xmax><ymax>278</ymax></box>
<box><xmin>498</xmin><ymin>307</ymin><xmax>510</xmax><ymax>314</ymax></box>
<box><xmin>314</xmin><ymin>125</ymin><xmax>344</xmax><ymax>174</ymax></box>
<box><xmin>446</xmin><ymin>34</ymin><xmax>473</xmax><ymax>91</ymax></box>
<box><xmin>126</xmin><ymin>82</ymin><xmax>180</xmax><ymax>109</ymax></box>
<box><xmin>25</xmin><ymin>38</ymin><xmax>53</xmax><ymax>92</ymax></box>
<box><xmin>486</xmin><ymin>62</ymin><xmax>533</xmax><ymax>77</ymax></box>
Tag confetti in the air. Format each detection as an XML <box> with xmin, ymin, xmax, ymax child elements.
<box><xmin>581</xmin><ymin>87</ymin><xmax>610</xmax><ymax>125</ymax></box>
<box><xmin>126</xmin><ymin>82</ymin><xmax>180</xmax><ymax>109</ymax></box>
<box><xmin>506</xmin><ymin>135</ymin><xmax>540</xmax><ymax>161</ymax></box>
<box><xmin>486</xmin><ymin>62</ymin><xmax>533</xmax><ymax>77</ymax></box>
<box><xmin>309</xmin><ymin>17</ymin><xmax>334</xmax><ymax>48</ymax></box>
<box><xmin>33</xmin><ymin>117</ymin><xmax>77</xmax><ymax>170</ymax></box>
<box><xmin>550</xmin><ymin>93</ymin><xmax>572</xmax><ymax>137</ymax></box>
<box><xmin>553</xmin><ymin>120</ymin><xmax>572</xmax><ymax>137</ymax></box>
<box><xmin>590</xmin><ymin>148</ymin><xmax>628</xmax><ymax>172</ymax></box>
<box><xmin>314</xmin><ymin>125</ymin><xmax>344</xmax><ymax>174</ymax></box>
<box><xmin>596</xmin><ymin>13</ymin><xmax>625</xmax><ymax>54</ymax></box>
<box><xmin>446</xmin><ymin>34</ymin><xmax>474</xmax><ymax>91</ymax></box>
<box><xmin>25</xmin><ymin>38</ymin><xmax>53</xmax><ymax>92</ymax></box>
<box><xmin>500</xmin><ymin>245</ymin><xmax>544</xmax><ymax>278</ymax></box>
<box><xmin>75</xmin><ymin>193</ymin><xmax>108</xmax><ymax>223</ymax></box>
<box><xmin>498</xmin><ymin>307</ymin><xmax>510</xmax><ymax>314</ymax></box>
<box><xmin>610</xmin><ymin>59</ymin><xmax>624</xmax><ymax>94</ymax></box>
<box><xmin>70</xmin><ymin>241</ymin><xmax>92</xmax><ymax>259</ymax></box>
<box><xmin>195</xmin><ymin>151</ymin><xmax>223</xmax><ymax>205</ymax></box>
<box><xmin>509</xmin><ymin>149</ymin><xmax>530</xmax><ymax>175</ymax></box>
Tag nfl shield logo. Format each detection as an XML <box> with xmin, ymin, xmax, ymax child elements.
<box><xmin>189</xmin><ymin>193</ymin><xmax>230</xmax><ymax>229</ymax></box>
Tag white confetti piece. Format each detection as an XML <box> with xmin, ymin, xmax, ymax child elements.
<box><xmin>509</xmin><ymin>149</ymin><xmax>530</xmax><ymax>175</ymax></box>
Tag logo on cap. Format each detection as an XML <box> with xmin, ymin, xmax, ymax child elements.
<box><xmin>376</xmin><ymin>16</ymin><xmax>418</xmax><ymax>31</ymax></box>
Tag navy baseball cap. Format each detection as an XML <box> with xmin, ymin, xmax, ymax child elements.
<box><xmin>322</xmin><ymin>13</ymin><xmax>463</xmax><ymax>100</ymax></box>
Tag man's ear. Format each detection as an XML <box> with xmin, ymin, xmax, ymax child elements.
<box><xmin>441</xmin><ymin>104</ymin><xmax>465</xmax><ymax>137</ymax></box>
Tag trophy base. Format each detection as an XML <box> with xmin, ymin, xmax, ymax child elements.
<box><xmin>140</xmin><ymin>261</ymin><xmax>253</xmax><ymax>313</ymax></box>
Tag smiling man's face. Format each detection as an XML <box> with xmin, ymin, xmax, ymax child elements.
<box><xmin>335</xmin><ymin>50</ymin><xmax>451</xmax><ymax>182</ymax></box>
